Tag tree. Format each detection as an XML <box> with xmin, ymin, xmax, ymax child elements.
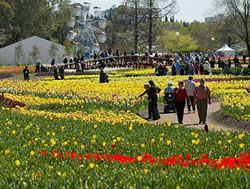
<box><xmin>48</xmin><ymin>43</ymin><xmax>59</xmax><ymax>59</ymax></box>
<box><xmin>64</xmin><ymin>40</ymin><xmax>73</xmax><ymax>56</ymax></box>
<box><xmin>123</xmin><ymin>0</ymin><xmax>176</xmax><ymax>53</ymax></box>
<box><xmin>51</xmin><ymin>1</ymin><xmax>73</xmax><ymax>45</ymax></box>
<box><xmin>0</xmin><ymin>2</ymin><xmax>14</xmax><ymax>47</ymax></box>
<box><xmin>15</xmin><ymin>43</ymin><xmax>25</xmax><ymax>65</ymax></box>
<box><xmin>188</xmin><ymin>22</ymin><xmax>220</xmax><ymax>52</ymax></box>
<box><xmin>29</xmin><ymin>44</ymin><xmax>40</xmax><ymax>63</ymax></box>
<box><xmin>104</xmin><ymin>5</ymin><xmax>134</xmax><ymax>51</ymax></box>
<box><xmin>1</xmin><ymin>0</ymin><xmax>72</xmax><ymax>47</ymax></box>
<box><xmin>137</xmin><ymin>0</ymin><xmax>176</xmax><ymax>53</ymax></box>
<box><xmin>215</xmin><ymin>0</ymin><xmax>250</xmax><ymax>56</ymax></box>
<box><xmin>159</xmin><ymin>31</ymin><xmax>198</xmax><ymax>53</ymax></box>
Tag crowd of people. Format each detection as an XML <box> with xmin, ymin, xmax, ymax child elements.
<box><xmin>137</xmin><ymin>76</ymin><xmax>211</xmax><ymax>128</ymax></box>
<box><xmin>24</xmin><ymin>49</ymin><xmax>250</xmax><ymax>82</ymax></box>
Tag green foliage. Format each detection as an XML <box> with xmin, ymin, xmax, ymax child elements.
<box><xmin>160</xmin><ymin>31</ymin><xmax>198</xmax><ymax>52</ymax></box>
<box><xmin>188</xmin><ymin>22</ymin><xmax>220</xmax><ymax>52</ymax></box>
<box><xmin>29</xmin><ymin>44</ymin><xmax>40</xmax><ymax>63</ymax></box>
<box><xmin>0</xmin><ymin>2</ymin><xmax>14</xmax><ymax>30</ymax></box>
<box><xmin>243</xmin><ymin>68</ymin><xmax>250</xmax><ymax>76</ymax></box>
<box><xmin>1</xmin><ymin>0</ymin><xmax>73</xmax><ymax>46</ymax></box>
<box><xmin>48</xmin><ymin>43</ymin><xmax>59</xmax><ymax>59</ymax></box>
<box><xmin>64</xmin><ymin>40</ymin><xmax>73</xmax><ymax>56</ymax></box>
<box><xmin>15</xmin><ymin>43</ymin><xmax>25</xmax><ymax>65</ymax></box>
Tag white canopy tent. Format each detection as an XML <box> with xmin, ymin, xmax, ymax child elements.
<box><xmin>216</xmin><ymin>44</ymin><xmax>235</xmax><ymax>57</ymax></box>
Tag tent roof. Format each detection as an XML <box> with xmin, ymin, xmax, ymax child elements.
<box><xmin>216</xmin><ymin>44</ymin><xmax>235</xmax><ymax>52</ymax></box>
<box><xmin>0</xmin><ymin>36</ymin><xmax>65</xmax><ymax>51</ymax></box>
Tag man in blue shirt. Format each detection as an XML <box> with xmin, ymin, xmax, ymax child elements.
<box><xmin>164</xmin><ymin>82</ymin><xmax>175</xmax><ymax>94</ymax></box>
<box><xmin>175</xmin><ymin>61</ymin><xmax>180</xmax><ymax>75</ymax></box>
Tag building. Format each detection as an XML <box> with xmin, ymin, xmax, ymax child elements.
<box><xmin>205</xmin><ymin>17</ymin><xmax>217</xmax><ymax>23</ymax></box>
<box><xmin>0</xmin><ymin>36</ymin><xmax>66</xmax><ymax>65</ymax></box>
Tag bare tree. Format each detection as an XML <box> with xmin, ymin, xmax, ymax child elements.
<box><xmin>124</xmin><ymin>0</ymin><xmax>176</xmax><ymax>53</ymax></box>
<box><xmin>215</xmin><ymin>0</ymin><xmax>250</xmax><ymax>56</ymax></box>
<box><xmin>146</xmin><ymin>0</ymin><xmax>176</xmax><ymax>54</ymax></box>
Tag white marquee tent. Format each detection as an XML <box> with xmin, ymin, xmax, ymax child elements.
<box><xmin>216</xmin><ymin>44</ymin><xmax>235</xmax><ymax>57</ymax></box>
<box><xmin>0</xmin><ymin>36</ymin><xmax>66</xmax><ymax>65</ymax></box>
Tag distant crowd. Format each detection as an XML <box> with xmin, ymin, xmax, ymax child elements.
<box><xmin>23</xmin><ymin>49</ymin><xmax>250</xmax><ymax>81</ymax></box>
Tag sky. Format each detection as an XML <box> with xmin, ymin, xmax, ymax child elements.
<box><xmin>74</xmin><ymin>0</ymin><xmax>214</xmax><ymax>22</ymax></box>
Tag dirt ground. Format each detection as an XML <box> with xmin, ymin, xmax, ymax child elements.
<box><xmin>9</xmin><ymin>73</ymin><xmax>52</xmax><ymax>81</ymax></box>
<box><xmin>138</xmin><ymin>98</ymin><xmax>250</xmax><ymax>132</ymax></box>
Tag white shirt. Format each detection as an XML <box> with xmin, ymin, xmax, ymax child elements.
<box><xmin>185</xmin><ymin>80</ymin><xmax>196</xmax><ymax>96</ymax></box>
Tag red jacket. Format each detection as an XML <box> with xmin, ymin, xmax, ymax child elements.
<box><xmin>173</xmin><ymin>88</ymin><xmax>190</xmax><ymax>103</ymax></box>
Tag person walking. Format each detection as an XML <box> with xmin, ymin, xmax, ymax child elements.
<box><xmin>54</xmin><ymin>66</ymin><xmax>59</xmax><ymax>80</ymax></box>
<box><xmin>185</xmin><ymin>62</ymin><xmax>189</xmax><ymax>75</ymax></box>
<box><xmin>194</xmin><ymin>62</ymin><xmax>199</xmax><ymax>75</ymax></box>
<box><xmin>148</xmin><ymin>80</ymin><xmax>161</xmax><ymax>120</ymax></box>
<box><xmin>35</xmin><ymin>60</ymin><xmax>41</xmax><ymax>73</ymax></box>
<box><xmin>194</xmin><ymin>79</ymin><xmax>211</xmax><ymax>124</ymax></box>
<box><xmin>185</xmin><ymin>76</ymin><xmax>196</xmax><ymax>113</ymax></box>
<box><xmin>99</xmin><ymin>68</ymin><xmax>109</xmax><ymax>83</ymax></box>
<box><xmin>180</xmin><ymin>63</ymin><xmax>185</xmax><ymax>75</ymax></box>
<box><xmin>23</xmin><ymin>66</ymin><xmax>30</xmax><ymax>81</ymax></box>
<box><xmin>189</xmin><ymin>63</ymin><xmax>195</xmax><ymax>75</ymax></box>
<box><xmin>59</xmin><ymin>66</ymin><xmax>65</xmax><ymax>80</ymax></box>
<box><xmin>172</xmin><ymin>63</ymin><xmax>176</xmax><ymax>76</ymax></box>
<box><xmin>173</xmin><ymin>81</ymin><xmax>190</xmax><ymax>124</ymax></box>
<box><xmin>63</xmin><ymin>57</ymin><xmax>68</xmax><ymax>69</ymax></box>
<box><xmin>199</xmin><ymin>63</ymin><xmax>205</xmax><ymax>75</ymax></box>
<box><xmin>175</xmin><ymin>61</ymin><xmax>180</xmax><ymax>75</ymax></box>
<box><xmin>204</xmin><ymin>61</ymin><xmax>209</xmax><ymax>75</ymax></box>
<box><xmin>137</xmin><ymin>83</ymin><xmax>152</xmax><ymax>120</ymax></box>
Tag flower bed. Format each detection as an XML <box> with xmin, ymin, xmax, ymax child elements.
<box><xmin>0</xmin><ymin>73</ymin><xmax>249</xmax><ymax>187</ymax></box>
<box><xmin>221</xmin><ymin>93</ymin><xmax>250</xmax><ymax>121</ymax></box>
<box><xmin>0</xmin><ymin>74</ymin><xmax>13</xmax><ymax>79</ymax></box>
<box><xmin>0</xmin><ymin>66</ymin><xmax>35</xmax><ymax>73</ymax></box>
<box><xmin>0</xmin><ymin>95</ymin><xmax>26</xmax><ymax>108</ymax></box>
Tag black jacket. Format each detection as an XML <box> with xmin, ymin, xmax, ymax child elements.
<box><xmin>148</xmin><ymin>86</ymin><xmax>161</xmax><ymax>101</ymax></box>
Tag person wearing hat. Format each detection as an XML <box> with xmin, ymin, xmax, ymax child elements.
<box><xmin>164</xmin><ymin>81</ymin><xmax>175</xmax><ymax>95</ymax></box>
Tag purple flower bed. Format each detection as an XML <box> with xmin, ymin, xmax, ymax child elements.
<box><xmin>0</xmin><ymin>74</ymin><xmax>13</xmax><ymax>80</ymax></box>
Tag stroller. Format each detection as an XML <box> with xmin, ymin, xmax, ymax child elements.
<box><xmin>164</xmin><ymin>93</ymin><xmax>176</xmax><ymax>113</ymax></box>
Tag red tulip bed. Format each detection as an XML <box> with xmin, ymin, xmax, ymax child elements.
<box><xmin>40</xmin><ymin>151</ymin><xmax>250</xmax><ymax>170</ymax></box>
<box><xmin>0</xmin><ymin>95</ymin><xmax>26</xmax><ymax>108</ymax></box>
<box><xmin>0</xmin><ymin>66</ymin><xmax>35</xmax><ymax>73</ymax></box>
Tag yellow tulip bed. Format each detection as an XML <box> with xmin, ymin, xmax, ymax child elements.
<box><xmin>221</xmin><ymin>93</ymin><xmax>250</xmax><ymax>121</ymax></box>
<box><xmin>0</xmin><ymin>71</ymin><xmax>249</xmax><ymax>188</ymax></box>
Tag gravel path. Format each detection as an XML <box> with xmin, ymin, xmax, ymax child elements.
<box><xmin>138</xmin><ymin>99</ymin><xmax>250</xmax><ymax>132</ymax></box>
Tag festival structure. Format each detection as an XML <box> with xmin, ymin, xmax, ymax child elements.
<box><xmin>67</xmin><ymin>2</ymin><xmax>107</xmax><ymax>58</ymax></box>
